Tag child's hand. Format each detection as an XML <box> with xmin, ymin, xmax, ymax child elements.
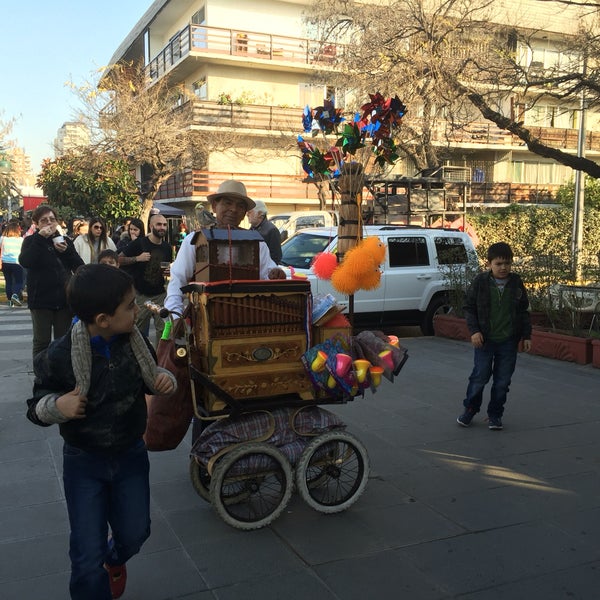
<box><xmin>56</xmin><ymin>387</ymin><xmax>87</xmax><ymax>420</ymax></box>
<box><xmin>154</xmin><ymin>372</ymin><xmax>175</xmax><ymax>395</ymax></box>
<box><xmin>522</xmin><ymin>339</ymin><xmax>531</xmax><ymax>352</ymax></box>
<box><xmin>471</xmin><ymin>332</ymin><xmax>484</xmax><ymax>348</ymax></box>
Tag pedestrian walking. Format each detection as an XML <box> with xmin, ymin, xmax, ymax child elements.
<box><xmin>1</xmin><ymin>221</ymin><xmax>26</xmax><ymax>306</ymax></box>
<box><xmin>74</xmin><ymin>217</ymin><xmax>116</xmax><ymax>264</ymax></box>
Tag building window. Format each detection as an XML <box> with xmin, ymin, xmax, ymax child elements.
<box><xmin>191</xmin><ymin>7</ymin><xmax>205</xmax><ymax>25</ymax></box>
<box><xmin>299</xmin><ymin>84</ymin><xmax>346</xmax><ymax>108</ymax></box>
<box><xmin>193</xmin><ymin>78</ymin><xmax>207</xmax><ymax>100</ymax></box>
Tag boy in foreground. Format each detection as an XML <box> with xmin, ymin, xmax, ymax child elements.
<box><xmin>457</xmin><ymin>242</ymin><xmax>531</xmax><ymax>430</ymax></box>
<box><xmin>26</xmin><ymin>264</ymin><xmax>176</xmax><ymax>599</ymax></box>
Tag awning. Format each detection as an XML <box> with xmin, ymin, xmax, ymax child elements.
<box><xmin>152</xmin><ymin>203</ymin><xmax>185</xmax><ymax>216</ymax></box>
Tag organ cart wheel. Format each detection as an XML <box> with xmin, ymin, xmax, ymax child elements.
<box><xmin>209</xmin><ymin>442</ymin><xmax>293</xmax><ymax>530</ymax></box>
<box><xmin>189</xmin><ymin>457</ymin><xmax>211</xmax><ymax>503</ymax></box>
<box><xmin>295</xmin><ymin>430</ymin><xmax>370</xmax><ymax>514</ymax></box>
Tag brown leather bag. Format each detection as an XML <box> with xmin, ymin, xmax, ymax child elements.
<box><xmin>144</xmin><ymin>319</ymin><xmax>193</xmax><ymax>451</ymax></box>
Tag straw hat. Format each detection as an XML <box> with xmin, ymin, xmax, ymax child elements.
<box><xmin>206</xmin><ymin>180</ymin><xmax>256</xmax><ymax>210</ymax></box>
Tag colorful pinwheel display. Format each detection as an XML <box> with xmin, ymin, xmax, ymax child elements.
<box><xmin>299</xmin><ymin>92</ymin><xmax>407</xmax><ymax>296</ymax></box>
<box><xmin>298</xmin><ymin>92</ymin><xmax>406</xmax><ymax>180</ymax></box>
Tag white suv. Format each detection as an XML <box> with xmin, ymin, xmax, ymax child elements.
<box><xmin>280</xmin><ymin>225</ymin><xmax>478</xmax><ymax>334</ymax></box>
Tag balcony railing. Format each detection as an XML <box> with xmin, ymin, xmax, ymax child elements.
<box><xmin>181</xmin><ymin>100</ymin><xmax>600</xmax><ymax>153</ymax></box>
<box><xmin>155</xmin><ymin>169</ymin><xmax>563</xmax><ymax>207</ymax></box>
<box><xmin>147</xmin><ymin>24</ymin><xmax>340</xmax><ymax>82</ymax></box>
<box><xmin>155</xmin><ymin>170</ymin><xmax>322</xmax><ymax>203</ymax></box>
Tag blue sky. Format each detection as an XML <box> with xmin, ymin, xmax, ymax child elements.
<box><xmin>1</xmin><ymin>0</ymin><xmax>152</xmax><ymax>176</ymax></box>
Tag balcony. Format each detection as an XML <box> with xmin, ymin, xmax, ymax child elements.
<box><xmin>180</xmin><ymin>100</ymin><xmax>600</xmax><ymax>153</ymax></box>
<box><xmin>155</xmin><ymin>168</ymin><xmax>563</xmax><ymax>209</ymax></box>
<box><xmin>155</xmin><ymin>170</ymin><xmax>322</xmax><ymax>204</ymax></box>
<box><xmin>147</xmin><ymin>24</ymin><xmax>341</xmax><ymax>82</ymax></box>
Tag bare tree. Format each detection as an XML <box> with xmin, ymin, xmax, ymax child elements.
<box><xmin>70</xmin><ymin>62</ymin><xmax>239</xmax><ymax>221</ymax></box>
<box><xmin>306</xmin><ymin>0</ymin><xmax>600</xmax><ymax>177</ymax></box>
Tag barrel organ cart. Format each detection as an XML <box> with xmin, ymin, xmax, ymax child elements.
<box><xmin>177</xmin><ymin>229</ymin><xmax>406</xmax><ymax>529</ymax></box>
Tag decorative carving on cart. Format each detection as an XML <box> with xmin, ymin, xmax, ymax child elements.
<box><xmin>207</xmin><ymin>335</ymin><xmax>306</xmax><ymax>372</ymax></box>
<box><xmin>224</xmin><ymin>343</ymin><xmax>300</xmax><ymax>365</ymax></box>
<box><xmin>208</xmin><ymin>370</ymin><xmax>313</xmax><ymax>403</ymax></box>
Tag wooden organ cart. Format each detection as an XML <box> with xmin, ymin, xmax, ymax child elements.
<box><xmin>184</xmin><ymin>229</ymin><xmax>403</xmax><ymax>529</ymax></box>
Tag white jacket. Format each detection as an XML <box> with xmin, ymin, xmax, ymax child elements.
<box><xmin>73</xmin><ymin>234</ymin><xmax>117</xmax><ymax>264</ymax></box>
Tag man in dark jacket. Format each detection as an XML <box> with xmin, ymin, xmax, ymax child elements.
<box><xmin>247</xmin><ymin>200</ymin><xmax>282</xmax><ymax>264</ymax></box>
<box><xmin>19</xmin><ymin>205</ymin><xmax>84</xmax><ymax>359</ymax></box>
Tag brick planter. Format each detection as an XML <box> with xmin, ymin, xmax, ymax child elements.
<box><xmin>433</xmin><ymin>315</ymin><xmax>470</xmax><ymax>342</ymax></box>
<box><xmin>530</xmin><ymin>328</ymin><xmax>593</xmax><ymax>365</ymax></box>
<box><xmin>592</xmin><ymin>339</ymin><xmax>600</xmax><ymax>369</ymax></box>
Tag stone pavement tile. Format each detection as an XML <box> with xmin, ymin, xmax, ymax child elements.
<box><xmin>0</xmin><ymin>455</ymin><xmax>56</xmax><ymax>485</ymax></box>
<box><xmin>0</xmin><ymin>500</ymin><xmax>69</xmax><ymax>543</ymax></box>
<box><xmin>396</xmin><ymin>521</ymin><xmax>599</xmax><ymax>596</ymax></box>
<box><xmin>458</xmin><ymin>561</ymin><xmax>600</xmax><ymax>600</ymax></box>
<box><xmin>272</xmin><ymin>494</ymin><xmax>462</xmax><ymax>565</ymax></box>
<box><xmin>314</xmin><ymin>548</ymin><xmax>448</xmax><ymax>600</ymax></box>
<box><xmin>0</xmin><ymin>571</ymin><xmax>70</xmax><ymax>600</ymax></box>
<box><xmin>0</xmin><ymin>438</ymin><xmax>54</xmax><ymax>462</ymax></box>
<box><xmin>496</xmin><ymin>441</ymin><xmax>600</xmax><ymax>479</ymax></box>
<box><xmin>272</xmin><ymin>498</ymin><xmax>390</xmax><ymax>565</ymax></box>
<box><xmin>352</xmin><ymin>499</ymin><xmax>464</xmax><ymax>548</ymax></box>
<box><xmin>550</xmin><ymin>506</ymin><xmax>600</xmax><ymax>553</ymax></box>
<box><xmin>350</xmin><ymin>474</ymin><xmax>414</xmax><ymax>509</ymax></box>
<box><xmin>141</xmin><ymin>509</ymin><xmax>190</xmax><ymax>554</ymax></box>
<box><xmin>149</xmin><ymin>444</ymin><xmax>194</xmax><ymax>484</ymax></box>
<box><xmin>0</xmin><ymin>476</ymin><xmax>63</xmax><ymax>510</ymax></box>
<box><xmin>342</xmin><ymin>427</ymin><xmax>439</xmax><ymax>474</ymax></box>
<box><xmin>0</xmin><ymin>410</ymin><xmax>49</xmax><ymax>445</ymax></box>
<box><xmin>384</xmin><ymin>459</ymin><xmax>513</xmax><ymax>501</ymax></box>
<box><xmin>184</xmin><ymin>527</ymin><xmax>305</xmax><ymax>588</ymax></box>
<box><xmin>151</xmin><ymin>473</ymin><xmax>209</xmax><ymax>514</ymax></box>
<box><xmin>0</xmin><ymin>532</ymin><xmax>70</xmax><ymax>584</ymax></box>
<box><xmin>165</xmin><ymin>503</ymin><xmax>234</xmax><ymax>547</ymax></box>
<box><xmin>424</xmin><ymin>470</ymin><xmax>600</xmax><ymax>533</ymax></box>
<box><xmin>125</xmin><ymin>548</ymin><xmax>210</xmax><ymax>599</ymax></box>
<box><xmin>214</xmin><ymin>569</ymin><xmax>338</xmax><ymax>600</ymax></box>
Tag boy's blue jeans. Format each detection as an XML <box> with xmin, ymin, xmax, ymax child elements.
<box><xmin>63</xmin><ymin>440</ymin><xmax>151</xmax><ymax>600</ymax></box>
<box><xmin>463</xmin><ymin>338</ymin><xmax>518</xmax><ymax>418</ymax></box>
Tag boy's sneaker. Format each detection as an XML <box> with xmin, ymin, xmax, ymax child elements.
<box><xmin>457</xmin><ymin>407</ymin><xmax>476</xmax><ymax>427</ymax></box>
<box><xmin>104</xmin><ymin>563</ymin><xmax>127</xmax><ymax>599</ymax></box>
<box><xmin>488</xmin><ymin>416</ymin><xmax>503</xmax><ymax>430</ymax></box>
<box><xmin>10</xmin><ymin>294</ymin><xmax>22</xmax><ymax>307</ymax></box>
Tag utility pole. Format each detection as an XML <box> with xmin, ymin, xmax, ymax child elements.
<box><xmin>571</xmin><ymin>56</ymin><xmax>587</xmax><ymax>281</ymax></box>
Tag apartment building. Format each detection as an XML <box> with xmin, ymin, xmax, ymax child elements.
<box><xmin>54</xmin><ymin>121</ymin><xmax>91</xmax><ymax>158</ymax></box>
<box><xmin>107</xmin><ymin>0</ymin><xmax>599</xmax><ymax>213</ymax></box>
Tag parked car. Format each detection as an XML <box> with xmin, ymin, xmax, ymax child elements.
<box><xmin>269</xmin><ymin>210</ymin><xmax>338</xmax><ymax>242</ymax></box>
<box><xmin>280</xmin><ymin>225</ymin><xmax>478</xmax><ymax>334</ymax></box>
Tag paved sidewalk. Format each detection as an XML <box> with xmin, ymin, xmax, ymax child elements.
<box><xmin>1</xmin><ymin>306</ymin><xmax>599</xmax><ymax>599</ymax></box>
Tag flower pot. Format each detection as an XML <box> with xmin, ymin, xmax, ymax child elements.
<box><xmin>432</xmin><ymin>314</ymin><xmax>471</xmax><ymax>342</ymax></box>
<box><xmin>530</xmin><ymin>328</ymin><xmax>593</xmax><ymax>365</ymax></box>
<box><xmin>592</xmin><ymin>339</ymin><xmax>600</xmax><ymax>369</ymax></box>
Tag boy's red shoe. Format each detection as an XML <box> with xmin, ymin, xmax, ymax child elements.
<box><xmin>104</xmin><ymin>563</ymin><xmax>127</xmax><ymax>599</ymax></box>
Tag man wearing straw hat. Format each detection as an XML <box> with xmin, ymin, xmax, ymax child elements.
<box><xmin>164</xmin><ymin>180</ymin><xmax>286</xmax><ymax>316</ymax></box>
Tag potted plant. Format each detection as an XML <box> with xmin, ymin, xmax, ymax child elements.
<box><xmin>528</xmin><ymin>284</ymin><xmax>596</xmax><ymax>364</ymax></box>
